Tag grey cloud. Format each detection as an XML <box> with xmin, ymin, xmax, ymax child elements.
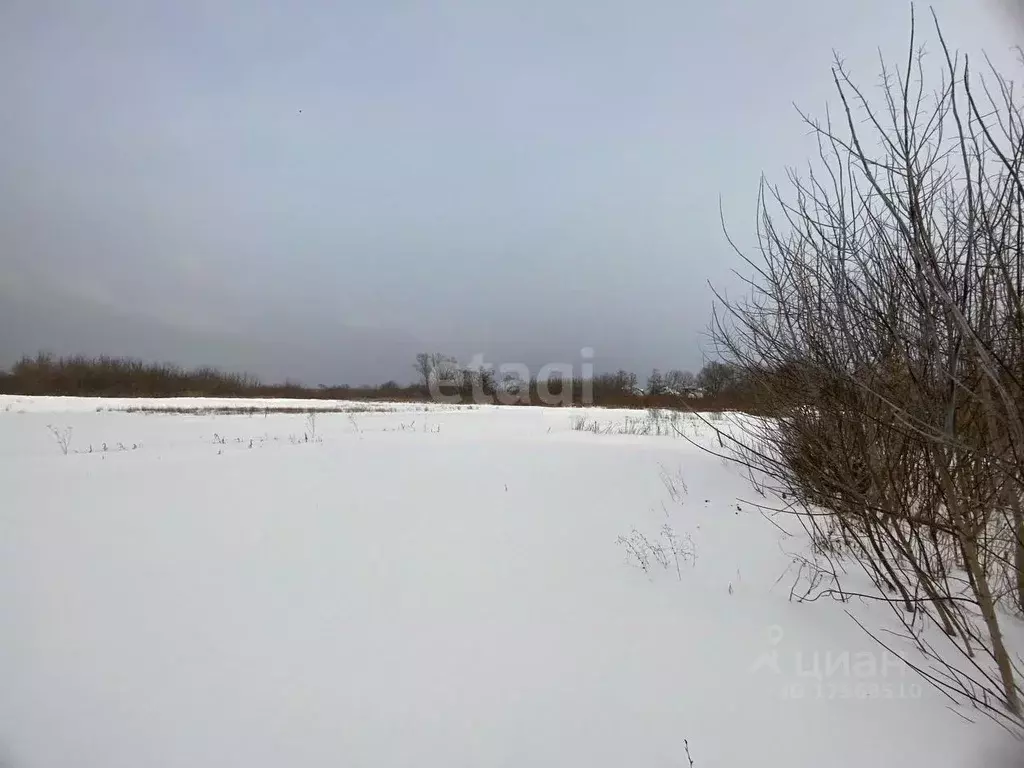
<box><xmin>0</xmin><ymin>0</ymin><xmax>1017</xmax><ymax>384</ymax></box>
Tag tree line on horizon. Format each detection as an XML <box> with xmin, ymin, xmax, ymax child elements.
<box><xmin>0</xmin><ymin>351</ymin><xmax>753</xmax><ymax>409</ymax></box>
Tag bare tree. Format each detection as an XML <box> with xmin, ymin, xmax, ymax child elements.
<box><xmin>708</xmin><ymin>8</ymin><xmax>1024</xmax><ymax>727</ymax></box>
<box><xmin>665</xmin><ymin>369</ymin><xmax>698</xmax><ymax>390</ymax></box>
<box><xmin>413</xmin><ymin>353</ymin><xmax>461</xmax><ymax>395</ymax></box>
<box><xmin>647</xmin><ymin>368</ymin><xmax>666</xmax><ymax>395</ymax></box>
<box><xmin>414</xmin><ymin>353</ymin><xmax>445</xmax><ymax>390</ymax></box>
<box><xmin>697</xmin><ymin>361</ymin><xmax>736</xmax><ymax>396</ymax></box>
<box><xmin>615</xmin><ymin>369</ymin><xmax>639</xmax><ymax>392</ymax></box>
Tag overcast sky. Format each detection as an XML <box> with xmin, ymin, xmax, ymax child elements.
<box><xmin>0</xmin><ymin>1</ymin><xmax>1019</xmax><ymax>385</ymax></box>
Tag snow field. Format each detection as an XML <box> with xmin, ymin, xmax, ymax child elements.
<box><xmin>0</xmin><ymin>397</ymin><xmax>1017</xmax><ymax>767</ymax></box>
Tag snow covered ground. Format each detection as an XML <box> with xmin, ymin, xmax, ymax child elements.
<box><xmin>0</xmin><ymin>395</ymin><xmax>1019</xmax><ymax>767</ymax></box>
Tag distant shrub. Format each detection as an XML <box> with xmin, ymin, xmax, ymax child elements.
<box><xmin>0</xmin><ymin>351</ymin><xmax>764</xmax><ymax>413</ymax></box>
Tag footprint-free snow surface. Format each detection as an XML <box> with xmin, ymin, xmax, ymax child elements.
<box><xmin>0</xmin><ymin>396</ymin><xmax>1020</xmax><ymax>767</ymax></box>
